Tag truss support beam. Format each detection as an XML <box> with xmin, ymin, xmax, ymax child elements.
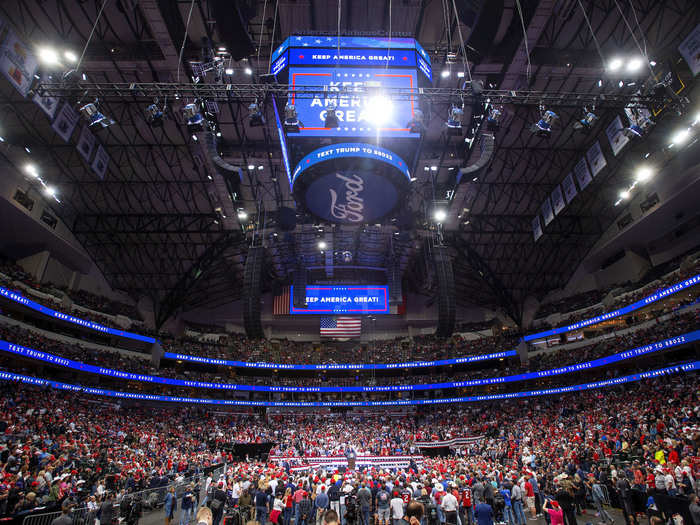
<box><xmin>154</xmin><ymin>231</ymin><xmax>244</xmax><ymax>329</ymax></box>
<box><xmin>451</xmin><ymin>241</ymin><xmax>523</xmax><ymax>327</ymax></box>
<box><xmin>36</xmin><ymin>82</ymin><xmax>658</xmax><ymax>108</ymax></box>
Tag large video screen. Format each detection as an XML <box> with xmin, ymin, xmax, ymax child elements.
<box><xmin>289</xmin><ymin>285</ymin><xmax>390</xmax><ymax>314</ymax></box>
<box><xmin>288</xmin><ymin>67</ymin><xmax>418</xmax><ymax>138</ymax></box>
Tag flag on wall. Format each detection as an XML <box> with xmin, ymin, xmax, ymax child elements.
<box><xmin>320</xmin><ymin>316</ymin><xmax>361</xmax><ymax>338</ymax></box>
<box><xmin>273</xmin><ymin>286</ymin><xmax>290</xmax><ymax>315</ymax></box>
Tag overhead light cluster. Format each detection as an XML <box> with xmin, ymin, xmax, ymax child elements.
<box><xmin>37</xmin><ymin>46</ymin><xmax>78</xmax><ymax>67</ymax></box>
<box><xmin>23</xmin><ymin>163</ymin><xmax>60</xmax><ymax>203</ymax></box>
<box><xmin>615</xmin><ymin>111</ymin><xmax>700</xmax><ymax>206</ymax></box>
<box><xmin>606</xmin><ymin>55</ymin><xmax>650</xmax><ymax>74</ymax></box>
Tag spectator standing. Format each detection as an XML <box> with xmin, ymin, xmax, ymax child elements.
<box><xmin>315</xmin><ymin>486</ymin><xmax>330</xmax><ymax>525</ymax></box>
<box><xmin>542</xmin><ymin>500</ymin><xmax>563</xmax><ymax>525</ymax></box>
<box><xmin>357</xmin><ymin>483</ymin><xmax>372</xmax><ymax>525</ymax></box>
<box><xmin>376</xmin><ymin>485</ymin><xmax>391</xmax><ymax>525</ymax></box>
<box><xmin>441</xmin><ymin>486</ymin><xmax>459</xmax><ymax>525</ymax></box>
<box><xmin>51</xmin><ymin>500</ymin><xmax>75</xmax><ymax>525</ymax></box>
<box><xmin>165</xmin><ymin>487</ymin><xmax>178</xmax><ymax>525</ymax></box>
<box><xmin>390</xmin><ymin>491</ymin><xmax>405</xmax><ymax>525</ymax></box>
<box><xmin>181</xmin><ymin>485</ymin><xmax>194</xmax><ymax>525</ymax></box>
<box><xmin>474</xmin><ymin>501</ymin><xmax>493</xmax><ymax>525</ymax></box>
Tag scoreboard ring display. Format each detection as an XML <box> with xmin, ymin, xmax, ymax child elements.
<box><xmin>292</xmin><ymin>142</ymin><xmax>411</xmax><ymax>224</ymax></box>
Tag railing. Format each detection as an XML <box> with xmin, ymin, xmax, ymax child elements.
<box><xmin>20</xmin><ymin>465</ymin><xmax>225</xmax><ymax>525</ymax></box>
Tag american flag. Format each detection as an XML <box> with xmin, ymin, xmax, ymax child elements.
<box><xmin>320</xmin><ymin>316</ymin><xmax>361</xmax><ymax>338</ymax></box>
<box><xmin>273</xmin><ymin>287</ymin><xmax>290</xmax><ymax>315</ymax></box>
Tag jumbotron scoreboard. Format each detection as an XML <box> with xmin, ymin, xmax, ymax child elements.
<box><xmin>270</xmin><ymin>36</ymin><xmax>432</xmax><ymax>225</ymax></box>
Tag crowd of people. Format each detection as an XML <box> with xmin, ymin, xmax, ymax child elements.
<box><xmin>0</xmin><ymin>371</ymin><xmax>697</xmax><ymax>525</ymax></box>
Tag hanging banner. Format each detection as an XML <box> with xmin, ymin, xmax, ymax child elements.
<box><xmin>573</xmin><ymin>157</ymin><xmax>592</xmax><ymax>190</ymax></box>
<box><xmin>52</xmin><ymin>103</ymin><xmax>80</xmax><ymax>142</ymax></box>
<box><xmin>33</xmin><ymin>92</ymin><xmax>59</xmax><ymax>119</ymax></box>
<box><xmin>562</xmin><ymin>173</ymin><xmax>577</xmax><ymax>204</ymax></box>
<box><xmin>606</xmin><ymin>115</ymin><xmax>630</xmax><ymax>156</ymax></box>
<box><xmin>551</xmin><ymin>184</ymin><xmax>565</xmax><ymax>215</ymax></box>
<box><xmin>678</xmin><ymin>23</ymin><xmax>700</xmax><ymax>76</ymax></box>
<box><xmin>541</xmin><ymin>197</ymin><xmax>554</xmax><ymax>226</ymax></box>
<box><xmin>586</xmin><ymin>140</ymin><xmax>606</xmax><ymax>176</ymax></box>
<box><xmin>532</xmin><ymin>215</ymin><xmax>543</xmax><ymax>241</ymax></box>
<box><xmin>91</xmin><ymin>144</ymin><xmax>109</xmax><ymax>179</ymax></box>
<box><xmin>76</xmin><ymin>126</ymin><xmax>97</xmax><ymax>163</ymax></box>
<box><xmin>0</xmin><ymin>28</ymin><xmax>38</xmax><ymax>97</ymax></box>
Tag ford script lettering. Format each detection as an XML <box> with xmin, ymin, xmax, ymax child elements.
<box><xmin>329</xmin><ymin>173</ymin><xmax>364</xmax><ymax>222</ymax></box>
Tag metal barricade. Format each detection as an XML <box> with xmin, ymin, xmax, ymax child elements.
<box><xmin>21</xmin><ymin>506</ymin><xmax>95</xmax><ymax>525</ymax></box>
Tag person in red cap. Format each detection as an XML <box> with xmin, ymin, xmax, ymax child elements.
<box><xmin>542</xmin><ymin>499</ymin><xmax>563</xmax><ymax>525</ymax></box>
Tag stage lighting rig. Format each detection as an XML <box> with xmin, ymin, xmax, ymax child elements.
<box><xmin>406</xmin><ymin>109</ymin><xmax>425</xmax><ymax>134</ymax></box>
<box><xmin>573</xmin><ymin>106</ymin><xmax>598</xmax><ymax>133</ymax></box>
<box><xmin>248</xmin><ymin>101</ymin><xmax>265</xmax><ymax>127</ymax></box>
<box><xmin>486</xmin><ymin>106</ymin><xmax>503</xmax><ymax>131</ymax></box>
<box><xmin>446</xmin><ymin>105</ymin><xmax>464</xmax><ymax>133</ymax></box>
<box><xmin>531</xmin><ymin>105</ymin><xmax>559</xmax><ymax>137</ymax></box>
<box><xmin>652</xmin><ymin>79</ymin><xmax>690</xmax><ymax>116</ymax></box>
<box><xmin>79</xmin><ymin>100</ymin><xmax>115</xmax><ymax>130</ymax></box>
<box><xmin>145</xmin><ymin>102</ymin><xmax>165</xmax><ymax>127</ymax></box>
<box><xmin>183</xmin><ymin>102</ymin><xmax>205</xmax><ymax>133</ymax></box>
<box><xmin>284</xmin><ymin>103</ymin><xmax>300</xmax><ymax>133</ymax></box>
<box><xmin>623</xmin><ymin>105</ymin><xmax>654</xmax><ymax>139</ymax></box>
<box><xmin>324</xmin><ymin>103</ymin><xmax>339</xmax><ymax>128</ymax></box>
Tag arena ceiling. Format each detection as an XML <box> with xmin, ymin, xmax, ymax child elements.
<box><xmin>0</xmin><ymin>0</ymin><xmax>696</xmax><ymax>327</ymax></box>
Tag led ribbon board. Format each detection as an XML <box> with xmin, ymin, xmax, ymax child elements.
<box><xmin>289</xmin><ymin>285</ymin><xmax>389</xmax><ymax>314</ymax></box>
<box><xmin>2</xmin><ymin>331</ymin><xmax>696</xmax><ymax>393</ymax></box>
<box><xmin>524</xmin><ymin>274</ymin><xmax>700</xmax><ymax>341</ymax></box>
<box><xmin>292</xmin><ymin>143</ymin><xmax>411</xmax><ymax>223</ymax></box>
<box><xmin>0</xmin><ymin>285</ymin><xmax>155</xmax><ymax>343</ymax></box>
<box><xmin>0</xmin><ymin>361</ymin><xmax>696</xmax><ymax>407</ymax></box>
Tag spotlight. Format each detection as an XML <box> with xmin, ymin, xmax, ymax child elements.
<box><xmin>324</xmin><ymin>103</ymin><xmax>339</xmax><ymax>128</ymax></box>
<box><xmin>257</xmin><ymin>165</ymin><xmax>264</xmax><ymax>170</ymax></box>
<box><xmin>433</xmin><ymin>209</ymin><xmax>447</xmax><ymax>223</ymax></box>
<box><xmin>247</xmin><ymin>164</ymin><xmax>255</xmax><ymax>170</ymax></box>
<box><xmin>457</xmin><ymin>71</ymin><xmax>465</xmax><ymax>78</ymax></box>
<box><xmin>635</xmin><ymin>166</ymin><xmax>653</xmax><ymax>182</ymax></box>
<box><xmin>38</xmin><ymin>47</ymin><xmax>60</xmax><ymax>66</ymax></box>
<box><xmin>406</xmin><ymin>109</ymin><xmax>425</xmax><ymax>134</ymax></box>
<box><xmin>248</xmin><ymin>101</ymin><xmax>265</xmax><ymax>127</ymax></box>
<box><xmin>573</xmin><ymin>106</ymin><xmax>598</xmax><ymax>133</ymax></box>
<box><xmin>244</xmin><ymin>67</ymin><xmax>253</xmax><ymax>75</ymax></box>
<box><xmin>225</xmin><ymin>68</ymin><xmax>234</xmax><ymax>75</ymax></box>
<box><xmin>237</xmin><ymin>210</ymin><xmax>248</xmax><ymax>220</ymax></box>
<box><xmin>63</xmin><ymin>50</ymin><xmax>78</xmax><ymax>63</ymax></box>
<box><xmin>608</xmin><ymin>57</ymin><xmax>623</xmax><ymax>71</ymax></box>
<box><xmin>627</xmin><ymin>57</ymin><xmax>643</xmax><ymax>72</ymax></box>
<box><xmin>366</xmin><ymin>95</ymin><xmax>394</xmax><ymax>126</ymax></box>
<box><xmin>446</xmin><ymin>105</ymin><xmax>463</xmax><ymax>132</ymax></box>
<box><xmin>284</xmin><ymin>103</ymin><xmax>300</xmax><ymax>133</ymax></box>
<box><xmin>44</xmin><ymin>186</ymin><xmax>56</xmax><ymax>197</ymax></box>
<box><xmin>441</xmin><ymin>69</ymin><xmax>450</xmax><ymax>78</ymax></box>
<box><xmin>670</xmin><ymin>128</ymin><xmax>690</xmax><ymax>146</ymax></box>
<box><xmin>430</xmin><ymin>166</ymin><xmax>438</xmax><ymax>172</ymax></box>
<box><xmin>79</xmin><ymin>100</ymin><xmax>115</xmax><ymax>130</ymax></box>
<box><xmin>649</xmin><ymin>61</ymin><xmax>657</xmax><ymax>67</ymax></box>
<box><xmin>145</xmin><ymin>103</ymin><xmax>164</xmax><ymax>127</ymax></box>
<box><xmin>318</xmin><ymin>240</ymin><xmax>327</xmax><ymax>250</ymax></box>
<box><xmin>619</xmin><ymin>190</ymin><xmax>630</xmax><ymax>200</ymax></box>
<box><xmin>24</xmin><ymin>164</ymin><xmax>39</xmax><ymax>178</ymax></box>
<box><xmin>623</xmin><ymin>106</ymin><xmax>654</xmax><ymax>138</ymax></box>
<box><xmin>183</xmin><ymin>103</ymin><xmax>205</xmax><ymax>132</ymax></box>
<box><xmin>486</xmin><ymin>106</ymin><xmax>502</xmax><ymax>131</ymax></box>
<box><xmin>531</xmin><ymin>108</ymin><xmax>558</xmax><ymax>137</ymax></box>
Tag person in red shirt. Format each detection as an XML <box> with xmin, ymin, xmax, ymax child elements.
<box><xmin>523</xmin><ymin>479</ymin><xmax>536</xmax><ymax>518</ymax></box>
<box><xmin>543</xmin><ymin>499</ymin><xmax>564</xmax><ymax>525</ymax></box>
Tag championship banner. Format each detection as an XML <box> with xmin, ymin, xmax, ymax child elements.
<box><xmin>606</xmin><ymin>115</ymin><xmax>630</xmax><ymax>156</ymax></box>
<box><xmin>91</xmin><ymin>144</ymin><xmax>109</xmax><ymax>179</ymax></box>
<box><xmin>77</xmin><ymin>125</ymin><xmax>97</xmax><ymax>163</ymax></box>
<box><xmin>586</xmin><ymin>140</ymin><xmax>607</xmax><ymax>176</ymax></box>
<box><xmin>532</xmin><ymin>215</ymin><xmax>543</xmax><ymax>242</ymax></box>
<box><xmin>561</xmin><ymin>173</ymin><xmax>577</xmax><ymax>204</ymax></box>
<box><xmin>678</xmin><ymin>23</ymin><xmax>700</xmax><ymax>76</ymax></box>
<box><xmin>33</xmin><ymin>92</ymin><xmax>59</xmax><ymax>119</ymax></box>
<box><xmin>573</xmin><ymin>157</ymin><xmax>592</xmax><ymax>190</ymax></box>
<box><xmin>540</xmin><ymin>197</ymin><xmax>554</xmax><ymax>226</ymax></box>
<box><xmin>551</xmin><ymin>184</ymin><xmax>565</xmax><ymax>215</ymax></box>
<box><xmin>52</xmin><ymin>103</ymin><xmax>80</xmax><ymax>142</ymax></box>
<box><xmin>0</xmin><ymin>28</ymin><xmax>38</xmax><ymax>97</ymax></box>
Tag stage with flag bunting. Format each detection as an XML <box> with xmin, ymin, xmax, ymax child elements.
<box><xmin>320</xmin><ymin>316</ymin><xmax>361</xmax><ymax>339</ymax></box>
